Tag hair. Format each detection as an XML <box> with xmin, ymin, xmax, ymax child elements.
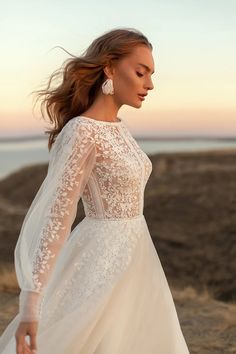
<box><xmin>32</xmin><ymin>27</ymin><xmax>152</xmax><ymax>151</ymax></box>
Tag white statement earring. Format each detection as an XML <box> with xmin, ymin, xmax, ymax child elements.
<box><xmin>102</xmin><ymin>78</ymin><xmax>114</xmax><ymax>95</ymax></box>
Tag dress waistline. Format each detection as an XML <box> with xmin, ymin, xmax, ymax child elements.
<box><xmin>84</xmin><ymin>214</ymin><xmax>145</xmax><ymax>222</ymax></box>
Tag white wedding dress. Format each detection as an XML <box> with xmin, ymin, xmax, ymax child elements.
<box><xmin>0</xmin><ymin>115</ymin><xmax>189</xmax><ymax>353</ymax></box>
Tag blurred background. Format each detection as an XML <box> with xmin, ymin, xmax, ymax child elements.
<box><xmin>0</xmin><ymin>1</ymin><xmax>236</xmax><ymax>352</ymax></box>
<box><xmin>1</xmin><ymin>0</ymin><xmax>236</xmax><ymax>179</ymax></box>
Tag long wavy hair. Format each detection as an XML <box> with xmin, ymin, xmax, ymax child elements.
<box><xmin>32</xmin><ymin>27</ymin><xmax>152</xmax><ymax>151</ymax></box>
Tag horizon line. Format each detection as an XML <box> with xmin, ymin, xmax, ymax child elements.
<box><xmin>0</xmin><ymin>134</ymin><xmax>236</xmax><ymax>142</ymax></box>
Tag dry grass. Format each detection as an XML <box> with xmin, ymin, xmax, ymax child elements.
<box><xmin>0</xmin><ymin>263</ymin><xmax>19</xmax><ymax>293</ymax></box>
<box><xmin>173</xmin><ymin>286</ymin><xmax>236</xmax><ymax>353</ymax></box>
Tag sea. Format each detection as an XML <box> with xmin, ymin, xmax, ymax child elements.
<box><xmin>0</xmin><ymin>136</ymin><xmax>236</xmax><ymax>181</ymax></box>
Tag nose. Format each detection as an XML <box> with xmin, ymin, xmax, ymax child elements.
<box><xmin>144</xmin><ymin>77</ymin><xmax>154</xmax><ymax>91</ymax></box>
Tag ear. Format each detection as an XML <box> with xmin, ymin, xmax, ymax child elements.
<box><xmin>103</xmin><ymin>62</ymin><xmax>115</xmax><ymax>79</ymax></box>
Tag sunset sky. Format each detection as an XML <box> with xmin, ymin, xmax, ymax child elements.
<box><xmin>0</xmin><ymin>0</ymin><xmax>235</xmax><ymax>138</ymax></box>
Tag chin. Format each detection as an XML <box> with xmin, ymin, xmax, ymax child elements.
<box><xmin>135</xmin><ymin>102</ymin><xmax>142</xmax><ymax>108</ymax></box>
<box><xmin>128</xmin><ymin>101</ymin><xmax>142</xmax><ymax>109</ymax></box>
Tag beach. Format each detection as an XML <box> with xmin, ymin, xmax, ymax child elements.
<box><xmin>0</xmin><ymin>148</ymin><xmax>236</xmax><ymax>353</ymax></box>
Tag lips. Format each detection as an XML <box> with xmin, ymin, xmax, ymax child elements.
<box><xmin>138</xmin><ymin>94</ymin><xmax>146</xmax><ymax>101</ymax></box>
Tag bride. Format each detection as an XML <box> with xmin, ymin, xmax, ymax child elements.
<box><xmin>0</xmin><ymin>27</ymin><xmax>189</xmax><ymax>354</ymax></box>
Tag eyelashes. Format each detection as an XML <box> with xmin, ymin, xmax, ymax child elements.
<box><xmin>136</xmin><ymin>71</ymin><xmax>144</xmax><ymax>77</ymax></box>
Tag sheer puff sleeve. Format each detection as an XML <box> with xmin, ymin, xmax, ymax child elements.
<box><xmin>14</xmin><ymin>118</ymin><xmax>96</xmax><ymax>322</ymax></box>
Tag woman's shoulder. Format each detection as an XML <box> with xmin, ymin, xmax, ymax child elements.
<box><xmin>64</xmin><ymin>116</ymin><xmax>95</xmax><ymax>130</ymax></box>
<box><xmin>60</xmin><ymin>116</ymin><xmax>97</xmax><ymax>138</ymax></box>
<box><xmin>51</xmin><ymin>117</ymin><xmax>97</xmax><ymax>156</ymax></box>
<box><xmin>51</xmin><ymin>117</ymin><xmax>95</xmax><ymax>149</ymax></box>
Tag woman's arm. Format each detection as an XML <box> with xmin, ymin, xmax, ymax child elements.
<box><xmin>14</xmin><ymin>119</ymin><xmax>96</xmax><ymax>322</ymax></box>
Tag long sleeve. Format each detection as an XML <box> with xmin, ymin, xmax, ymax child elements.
<box><xmin>14</xmin><ymin>119</ymin><xmax>96</xmax><ymax>322</ymax></box>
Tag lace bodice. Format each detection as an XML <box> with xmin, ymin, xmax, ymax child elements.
<box><xmin>14</xmin><ymin>115</ymin><xmax>152</xmax><ymax>322</ymax></box>
<box><xmin>78</xmin><ymin>116</ymin><xmax>152</xmax><ymax>219</ymax></box>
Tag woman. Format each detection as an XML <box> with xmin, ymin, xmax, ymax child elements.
<box><xmin>0</xmin><ymin>27</ymin><xmax>189</xmax><ymax>353</ymax></box>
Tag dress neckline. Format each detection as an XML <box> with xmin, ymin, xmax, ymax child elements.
<box><xmin>77</xmin><ymin>115</ymin><xmax>123</xmax><ymax>125</ymax></box>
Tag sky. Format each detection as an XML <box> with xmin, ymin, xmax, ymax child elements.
<box><xmin>0</xmin><ymin>0</ymin><xmax>235</xmax><ymax>138</ymax></box>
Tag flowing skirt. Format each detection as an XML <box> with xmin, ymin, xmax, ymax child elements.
<box><xmin>0</xmin><ymin>214</ymin><xmax>189</xmax><ymax>353</ymax></box>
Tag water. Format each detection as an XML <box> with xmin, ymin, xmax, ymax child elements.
<box><xmin>0</xmin><ymin>139</ymin><xmax>50</xmax><ymax>180</ymax></box>
<box><xmin>0</xmin><ymin>137</ymin><xmax>236</xmax><ymax>181</ymax></box>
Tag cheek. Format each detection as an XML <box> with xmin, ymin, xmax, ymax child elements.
<box><xmin>115</xmin><ymin>72</ymin><xmax>139</xmax><ymax>95</ymax></box>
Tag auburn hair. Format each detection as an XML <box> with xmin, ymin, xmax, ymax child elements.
<box><xmin>32</xmin><ymin>27</ymin><xmax>152</xmax><ymax>151</ymax></box>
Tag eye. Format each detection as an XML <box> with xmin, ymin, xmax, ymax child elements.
<box><xmin>136</xmin><ymin>71</ymin><xmax>144</xmax><ymax>77</ymax></box>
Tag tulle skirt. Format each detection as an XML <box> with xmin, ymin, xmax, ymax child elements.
<box><xmin>0</xmin><ymin>214</ymin><xmax>189</xmax><ymax>353</ymax></box>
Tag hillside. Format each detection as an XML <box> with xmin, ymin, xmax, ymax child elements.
<box><xmin>0</xmin><ymin>148</ymin><xmax>236</xmax><ymax>352</ymax></box>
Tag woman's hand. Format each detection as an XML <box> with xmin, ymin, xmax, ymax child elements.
<box><xmin>15</xmin><ymin>321</ymin><xmax>38</xmax><ymax>354</ymax></box>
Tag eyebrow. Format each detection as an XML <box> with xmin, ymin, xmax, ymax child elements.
<box><xmin>137</xmin><ymin>63</ymin><xmax>155</xmax><ymax>74</ymax></box>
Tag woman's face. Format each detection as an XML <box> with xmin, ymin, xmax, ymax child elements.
<box><xmin>107</xmin><ymin>45</ymin><xmax>155</xmax><ymax>108</ymax></box>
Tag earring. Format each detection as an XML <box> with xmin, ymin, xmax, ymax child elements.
<box><xmin>102</xmin><ymin>78</ymin><xmax>114</xmax><ymax>95</ymax></box>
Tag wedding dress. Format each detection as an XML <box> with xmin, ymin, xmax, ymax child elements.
<box><xmin>0</xmin><ymin>115</ymin><xmax>189</xmax><ymax>353</ymax></box>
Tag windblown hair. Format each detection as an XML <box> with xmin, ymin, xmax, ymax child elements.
<box><xmin>32</xmin><ymin>27</ymin><xmax>152</xmax><ymax>151</ymax></box>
